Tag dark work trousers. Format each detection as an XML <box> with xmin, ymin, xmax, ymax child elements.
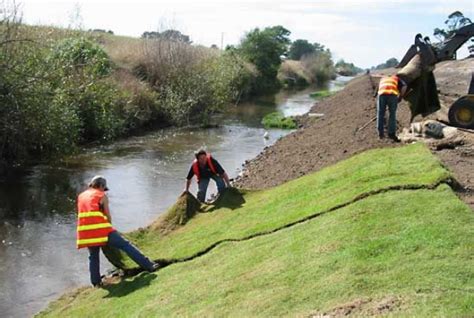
<box><xmin>377</xmin><ymin>94</ymin><xmax>398</xmax><ymax>137</ymax></box>
<box><xmin>88</xmin><ymin>231</ymin><xmax>154</xmax><ymax>285</ymax></box>
<box><xmin>197</xmin><ymin>175</ymin><xmax>225</xmax><ymax>202</ymax></box>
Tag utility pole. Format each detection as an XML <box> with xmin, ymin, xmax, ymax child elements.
<box><xmin>221</xmin><ymin>32</ymin><xmax>224</xmax><ymax>50</ymax></box>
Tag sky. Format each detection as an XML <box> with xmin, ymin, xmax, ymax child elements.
<box><xmin>11</xmin><ymin>0</ymin><xmax>474</xmax><ymax>68</ymax></box>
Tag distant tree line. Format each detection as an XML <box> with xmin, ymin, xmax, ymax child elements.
<box><xmin>287</xmin><ymin>40</ymin><xmax>329</xmax><ymax>60</ymax></box>
<box><xmin>371</xmin><ymin>57</ymin><xmax>399</xmax><ymax>70</ymax></box>
<box><xmin>226</xmin><ymin>27</ymin><xmax>347</xmax><ymax>91</ymax></box>
<box><xmin>335</xmin><ymin>59</ymin><xmax>363</xmax><ymax>76</ymax></box>
<box><xmin>89</xmin><ymin>29</ymin><xmax>114</xmax><ymax>34</ymax></box>
<box><xmin>141</xmin><ymin>29</ymin><xmax>192</xmax><ymax>44</ymax></box>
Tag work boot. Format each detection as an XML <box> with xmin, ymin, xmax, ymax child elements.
<box><xmin>92</xmin><ymin>281</ymin><xmax>104</xmax><ymax>288</ymax></box>
<box><xmin>388</xmin><ymin>134</ymin><xmax>401</xmax><ymax>143</ymax></box>
<box><xmin>149</xmin><ymin>262</ymin><xmax>161</xmax><ymax>272</ymax></box>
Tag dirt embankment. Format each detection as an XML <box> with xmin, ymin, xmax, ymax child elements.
<box><xmin>235</xmin><ymin>59</ymin><xmax>474</xmax><ymax>210</ymax></box>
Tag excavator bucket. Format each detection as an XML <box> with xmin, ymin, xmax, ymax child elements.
<box><xmin>398</xmin><ymin>24</ymin><xmax>474</xmax><ymax>127</ymax></box>
<box><xmin>398</xmin><ymin>34</ymin><xmax>437</xmax><ymax>69</ymax></box>
<box><xmin>397</xmin><ymin>54</ymin><xmax>440</xmax><ymax>120</ymax></box>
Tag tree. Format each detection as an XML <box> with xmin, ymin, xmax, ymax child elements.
<box><xmin>288</xmin><ymin>39</ymin><xmax>315</xmax><ymax>60</ymax></box>
<box><xmin>335</xmin><ymin>59</ymin><xmax>363</xmax><ymax>76</ymax></box>
<box><xmin>141</xmin><ymin>29</ymin><xmax>192</xmax><ymax>44</ymax></box>
<box><xmin>372</xmin><ymin>57</ymin><xmax>399</xmax><ymax>70</ymax></box>
<box><xmin>433</xmin><ymin>11</ymin><xmax>472</xmax><ymax>41</ymax></box>
<box><xmin>160</xmin><ymin>29</ymin><xmax>192</xmax><ymax>44</ymax></box>
<box><xmin>312</xmin><ymin>42</ymin><xmax>327</xmax><ymax>54</ymax></box>
<box><xmin>383</xmin><ymin>57</ymin><xmax>399</xmax><ymax>68</ymax></box>
<box><xmin>238</xmin><ymin>25</ymin><xmax>291</xmax><ymax>93</ymax></box>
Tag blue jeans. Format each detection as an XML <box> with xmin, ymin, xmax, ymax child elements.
<box><xmin>88</xmin><ymin>231</ymin><xmax>154</xmax><ymax>285</ymax></box>
<box><xmin>197</xmin><ymin>175</ymin><xmax>225</xmax><ymax>202</ymax></box>
<box><xmin>377</xmin><ymin>94</ymin><xmax>398</xmax><ymax>136</ymax></box>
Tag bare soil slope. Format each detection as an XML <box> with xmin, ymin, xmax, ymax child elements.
<box><xmin>235</xmin><ymin>60</ymin><xmax>474</xmax><ymax>209</ymax></box>
<box><xmin>235</xmin><ymin>75</ymin><xmax>410</xmax><ymax>189</ymax></box>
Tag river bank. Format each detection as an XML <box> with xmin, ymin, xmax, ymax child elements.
<box><xmin>38</xmin><ymin>141</ymin><xmax>474</xmax><ymax>317</ymax></box>
<box><xmin>0</xmin><ymin>81</ymin><xmax>340</xmax><ymax>318</ymax></box>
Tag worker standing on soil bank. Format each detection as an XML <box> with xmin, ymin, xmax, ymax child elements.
<box><xmin>185</xmin><ymin>150</ymin><xmax>230</xmax><ymax>202</ymax></box>
<box><xmin>77</xmin><ymin>176</ymin><xmax>158</xmax><ymax>287</ymax></box>
<box><xmin>377</xmin><ymin>75</ymin><xmax>407</xmax><ymax>142</ymax></box>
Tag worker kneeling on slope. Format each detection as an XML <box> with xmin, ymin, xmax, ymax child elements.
<box><xmin>77</xmin><ymin>176</ymin><xmax>159</xmax><ymax>287</ymax></box>
<box><xmin>185</xmin><ymin>149</ymin><xmax>231</xmax><ymax>202</ymax></box>
<box><xmin>376</xmin><ymin>75</ymin><xmax>407</xmax><ymax>142</ymax></box>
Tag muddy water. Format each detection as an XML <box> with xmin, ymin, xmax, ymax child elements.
<box><xmin>0</xmin><ymin>77</ymin><xmax>350</xmax><ymax>318</ymax></box>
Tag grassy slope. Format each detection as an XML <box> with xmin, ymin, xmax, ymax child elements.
<box><xmin>18</xmin><ymin>25</ymin><xmax>142</xmax><ymax>69</ymax></box>
<box><xmin>39</xmin><ymin>185</ymin><xmax>473</xmax><ymax>317</ymax></box>
<box><xmin>123</xmin><ymin>143</ymin><xmax>449</xmax><ymax>265</ymax></box>
<box><xmin>38</xmin><ymin>144</ymin><xmax>474</xmax><ymax>317</ymax></box>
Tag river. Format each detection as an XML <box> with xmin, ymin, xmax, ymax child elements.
<box><xmin>0</xmin><ymin>77</ymin><xmax>351</xmax><ymax>317</ymax></box>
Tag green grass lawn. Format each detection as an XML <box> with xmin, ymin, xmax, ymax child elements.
<box><xmin>37</xmin><ymin>143</ymin><xmax>474</xmax><ymax>317</ymax></box>
<box><xmin>116</xmin><ymin>143</ymin><xmax>450</xmax><ymax>267</ymax></box>
<box><xmin>38</xmin><ymin>185</ymin><xmax>473</xmax><ymax>317</ymax></box>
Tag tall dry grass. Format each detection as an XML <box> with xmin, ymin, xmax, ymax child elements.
<box><xmin>301</xmin><ymin>52</ymin><xmax>336</xmax><ymax>84</ymax></box>
<box><xmin>136</xmin><ymin>38</ymin><xmax>213</xmax><ymax>86</ymax></box>
<box><xmin>278</xmin><ymin>60</ymin><xmax>312</xmax><ymax>86</ymax></box>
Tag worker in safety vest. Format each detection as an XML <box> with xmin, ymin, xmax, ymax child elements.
<box><xmin>184</xmin><ymin>149</ymin><xmax>230</xmax><ymax>202</ymax></box>
<box><xmin>77</xmin><ymin>175</ymin><xmax>159</xmax><ymax>287</ymax></box>
<box><xmin>376</xmin><ymin>75</ymin><xmax>407</xmax><ymax>142</ymax></box>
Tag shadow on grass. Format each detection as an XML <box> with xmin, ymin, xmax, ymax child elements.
<box><xmin>204</xmin><ymin>187</ymin><xmax>246</xmax><ymax>212</ymax></box>
<box><xmin>103</xmin><ymin>273</ymin><xmax>157</xmax><ymax>298</ymax></box>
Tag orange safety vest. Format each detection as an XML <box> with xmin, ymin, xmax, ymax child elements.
<box><xmin>378</xmin><ymin>76</ymin><xmax>400</xmax><ymax>96</ymax></box>
<box><xmin>192</xmin><ymin>154</ymin><xmax>218</xmax><ymax>182</ymax></box>
<box><xmin>76</xmin><ymin>188</ymin><xmax>115</xmax><ymax>249</ymax></box>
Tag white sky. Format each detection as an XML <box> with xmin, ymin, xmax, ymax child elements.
<box><xmin>13</xmin><ymin>0</ymin><xmax>474</xmax><ymax>68</ymax></box>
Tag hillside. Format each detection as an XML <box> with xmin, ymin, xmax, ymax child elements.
<box><xmin>38</xmin><ymin>144</ymin><xmax>473</xmax><ymax>317</ymax></box>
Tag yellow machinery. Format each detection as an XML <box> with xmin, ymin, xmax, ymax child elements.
<box><xmin>398</xmin><ymin>23</ymin><xmax>474</xmax><ymax>129</ymax></box>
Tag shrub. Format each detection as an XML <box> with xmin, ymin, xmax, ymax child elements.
<box><xmin>50</xmin><ymin>37</ymin><xmax>112</xmax><ymax>77</ymax></box>
<box><xmin>0</xmin><ymin>19</ymin><xmax>85</xmax><ymax>162</ymax></box>
<box><xmin>48</xmin><ymin>37</ymin><xmax>124</xmax><ymax>142</ymax></box>
<box><xmin>136</xmin><ymin>39</ymin><xmax>257</xmax><ymax>126</ymax></box>
<box><xmin>112</xmin><ymin>69</ymin><xmax>163</xmax><ymax>131</ymax></box>
<box><xmin>278</xmin><ymin>60</ymin><xmax>311</xmax><ymax>87</ymax></box>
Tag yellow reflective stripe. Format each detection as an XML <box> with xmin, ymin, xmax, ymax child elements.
<box><xmin>77</xmin><ymin>237</ymin><xmax>108</xmax><ymax>245</ymax></box>
<box><xmin>78</xmin><ymin>211</ymin><xmax>106</xmax><ymax>218</ymax></box>
<box><xmin>381</xmin><ymin>79</ymin><xmax>397</xmax><ymax>85</ymax></box>
<box><xmin>77</xmin><ymin>223</ymin><xmax>112</xmax><ymax>231</ymax></box>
